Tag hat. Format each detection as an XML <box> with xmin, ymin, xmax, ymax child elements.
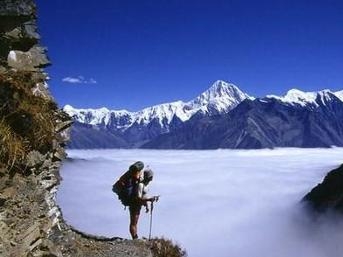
<box><xmin>144</xmin><ymin>168</ymin><xmax>154</xmax><ymax>181</ymax></box>
<box><xmin>129</xmin><ymin>161</ymin><xmax>144</xmax><ymax>172</ymax></box>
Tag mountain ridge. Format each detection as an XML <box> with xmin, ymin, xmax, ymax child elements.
<box><xmin>64</xmin><ymin>80</ymin><xmax>251</xmax><ymax>128</ymax></box>
<box><xmin>65</xmin><ymin>83</ymin><xmax>343</xmax><ymax>117</ymax></box>
<box><xmin>64</xmin><ymin>81</ymin><xmax>343</xmax><ymax>149</ymax></box>
<box><xmin>143</xmin><ymin>92</ymin><xmax>343</xmax><ymax>149</ymax></box>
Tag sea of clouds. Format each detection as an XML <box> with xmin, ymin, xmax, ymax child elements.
<box><xmin>57</xmin><ymin>148</ymin><xmax>343</xmax><ymax>257</ymax></box>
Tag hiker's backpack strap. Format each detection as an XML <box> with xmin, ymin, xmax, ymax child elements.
<box><xmin>113</xmin><ymin>173</ymin><xmax>140</xmax><ymax>207</ymax></box>
<box><xmin>112</xmin><ymin>180</ymin><xmax>122</xmax><ymax>194</ymax></box>
<box><xmin>112</xmin><ymin>170</ymin><xmax>131</xmax><ymax>193</ymax></box>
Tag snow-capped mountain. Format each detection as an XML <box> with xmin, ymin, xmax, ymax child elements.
<box><xmin>63</xmin><ymin>105</ymin><xmax>133</xmax><ymax>129</ymax></box>
<box><xmin>65</xmin><ymin>81</ymin><xmax>343</xmax><ymax>149</ymax></box>
<box><xmin>334</xmin><ymin>90</ymin><xmax>343</xmax><ymax>101</ymax></box>
<box><xmin>143</xmin><ymin>88</ymin><xmax>343</xmax><ymax>149</ymax></box>
<box><xmin>64</xmin><ymin>80</ymin><xmax>251</xmax><ymax>133</ymax></box>
<box><xmin>189</xmin><ymin>80</ymin><xmax>254</xmax><ymax>113</ymax></box>
<box><xmin>266</xmin><ymin>89</ymin><xmax>343</xmax><ymax>107</ymax></box>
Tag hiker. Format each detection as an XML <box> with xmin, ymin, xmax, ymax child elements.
<box><xmin>129</xmin><ymin>168</ymin><xmax>159</xmax><ymax>240</ymax></box>
<box><xmin>112</xmin><ymin>161</ymin><xmax>159</xmax><ymax>239</ymax></box>
<box><xmin>113</xmin><ymin>161</ymin><xmax>144</xmax><ymax>198</ymax></box>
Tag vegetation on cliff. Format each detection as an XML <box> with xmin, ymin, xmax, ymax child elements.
<box><xmin>149</xmin><ymin>238</ymin><xmax>187</xmax><ymax>257</ymax></box>
<box><xmin>0</xmin><ymin>71</ymin><xmax>70</xmax><ymax>173</ymax></box>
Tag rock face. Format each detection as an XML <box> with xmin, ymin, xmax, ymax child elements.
<box><xmin>7</xmin><ymin>46</ymin><xmax>50</xmax><ymax>70</ymax></box>
<box><xmin>0</xmin><ymin>1</ymin><xmax>185</xmax><ymax>257</ymax></box>
<box><xmin>303</xmin><ymin>164</ymin><xmax>343</xmax><ymax>213</ymax></box>
<box><xmin>0</xmin><ymin>0</ymin><xmax>41</xmax><ymax>68</ymax></box>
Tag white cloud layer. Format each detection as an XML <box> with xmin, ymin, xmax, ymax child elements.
<box><xmin>62</xmin><ymin>76</ymin><xmax>97</xmax><ymax>84</ymax></box>
<box><xmin>57</xmin><ymin>148</ymin><xmax>343</xmax><ymax>257</ymax></box>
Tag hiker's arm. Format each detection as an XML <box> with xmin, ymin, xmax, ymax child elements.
<box><xmin>139</xmin><ymin>195</ymin><xmax>158</xmax><ymax>213</ymax></box>
<box><xmin>138</xmin><ymin>197</ymin><xmax>154</xmax><ymax>205</ymax></box>
<box><xmin>141</xmin><ymin>197</ymin><xmax>157</xmax><ymax>213</ymax></box>
<box><xmin>137</xmin><ymin>196</ymin><xmax>158</xmax><ymax>207</ymax></box>
<box><xmin>137</xmin><ymin>184</ymin><xmax>159</xmax><ymax>206</ymax></box>
<box><xmin>142</xmin><ymin>196</ymin><xmax>159</xmax><ymax>202</ymax></box>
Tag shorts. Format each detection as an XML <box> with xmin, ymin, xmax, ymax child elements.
<box><xmin>129</xmin><ymin>203</ymin><xmax>142</xmax><ymax>215</ymax></box>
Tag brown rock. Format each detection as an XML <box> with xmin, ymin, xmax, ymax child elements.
<box><xmin>29</xmin><ymin>238</ymin><xmax>42</xmax><ymax>251</ymax></box>
<box><xmin>55</xmin><ymin>120</ymin><xmax>73</xmax><ymax>133</ymax></box>
<box><xmin>32</xmin><ymin>81</ymin><xmax>52</xmax><ymax>99</ymax></box>
<box><xmin>0</xmin><ymin>0</ymin><xmax>36</xmax><ymax>16</ymax></box>
<box><xmin>0</xmin><ymin>221</ymin><xmax>11</xmax><ymax>236</ymax></box>
<box><xmin>23</xmin><ymin>21</ymin><xmax>40</xmax><ymax>40</ymax></box>
<box><xmin>7</xmin><ymin>46</ymin><xmax>50</xmax><ymax>71</ymax></box>
<box><xmin>26</xmin><ymin>151</ymin><xmax>46</xmax><ymax>168</ymax></box>
<box><xmin>17</xmin><ymin>222</ymin><xmax>41</xmax><ymax>247</ymax></box>
<box><xmin>52</xmin><ymin>148</ymin><xmax>66</xmax><ymax>161</ymax></box>
<box><xmin>0</xmin><ymin>65</ymin><xmax>6</xmax><ymax>73</ymax></box>
<box><xmin>2</xmin><ymin>186</ymin><xmax>16</xmax><ymax>199</ymax></box>
<box><xmin>4</xmin><ymin>27</ymin><xmax>22</xmax><ymax>39</ymax></box>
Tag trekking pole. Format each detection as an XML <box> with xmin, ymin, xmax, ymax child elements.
<box><xmin>149</xmin><ymin>201</ymin><xmax>154</xmax><ymax>241</ymax></box>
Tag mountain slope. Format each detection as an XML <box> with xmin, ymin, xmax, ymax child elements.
<box><xmin>65</xmin><ymin>80</ymin><xmax>250</xmax><ymax>128</ymax></box>
<box><xmin>67</xmin><ymin>122</ymin><xmax>128</xmax><ymax>149</ymax></box>
<box><xmin>142</xmin><ymin>90</ymin><xmax>343</xmax><ymax>149</ymax></box>
<box><xmin>65</xmin><ymin>80</ymin><xmax>251</xmax><ymax>148</ymax></box>
<box><xmin>65</xmin><ymin>84</ymin><xmax>343</xmax><ymax>149</ymax></box>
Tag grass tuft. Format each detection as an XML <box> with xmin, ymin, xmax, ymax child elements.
<box><xmin>0</xmin><ymin>118</ymin><xmax>27</xmax><ymax>171</ymax></box>
<box><xmin>0</xmin><ymin>71</ymin><xmax>59</xmax><ymax>173</ymax></box>
<box><xmin>149</xmin><ymin>237</ymin><xmax>187</xmax><ymax>257</ymax></box>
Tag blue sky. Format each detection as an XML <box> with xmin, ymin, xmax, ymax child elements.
<box><xmin>36</xmin><ymin>0</ymin><xmax>343</xmax><ymax>111</ymax></box>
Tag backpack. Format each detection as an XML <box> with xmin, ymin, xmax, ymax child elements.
<box><xmin>112</xmin><ymin>171</ymin><xmax>139</xmax><ymax>207</ymax></box>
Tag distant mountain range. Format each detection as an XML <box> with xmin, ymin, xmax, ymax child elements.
<box><xmin>64</xmin><ymin>80</ymin><xmax>343</xmax><ymax>149</ymax></box>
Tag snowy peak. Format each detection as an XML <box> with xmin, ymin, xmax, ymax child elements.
<box><xmin>64</xmin><ymin>80</ymin><xmax>341</xmax><ymax>133</ymax></box>
<box><xmin>266</xmin><ymin>88</ymin><xmax>343</xmax><ymax>107</ymax></box>
<box><xmin>64</xmin><ymin>105</ymin><xmax>131</xmax><ymax>126</ymax></box>
<box><xmin>192</xmin><ymin>80</ymin><xmax>250</xmax><ymax>106</ymax></box>
<box><xmin>282</xmin><ymin>88</ymin><xmax>317</xmax><ymax>106</ymax></box>
<box><xmin>316</xmin><ymin>90</ymin><xmax>343</xmax><ymax>106</ymax></box>
<box><xmin>134</xmin><ymin>101</ymin><xmax>193</xmax><ymax>124</ymax></box>
<box><xmin>266</xmin><ymin>88</ymin><xmax>316</xmax><ymax>106</ymax></box>
<box><xmin>188</xmin><ymin>80</ymin><xmax>252</xmax><ymax>114</ymax></box>
<box><xmin>64</xmin><ymin>80</ymin><xmax>250</xmax><ymax>129</ymax></box>
<box><xmin>334</xmin><ymin>90</ymin><xmax>343</xmax><ymax>101</ymax></box>
<box><xmin>131</xmin><ymin>80</ymin><xmax>250</xmax><ymax>125</ymax></box>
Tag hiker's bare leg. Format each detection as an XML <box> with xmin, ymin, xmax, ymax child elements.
<box><xmin>130</xmin><ymin>210</ymin><xmax>140</xmax><ymax>239</ymax></box>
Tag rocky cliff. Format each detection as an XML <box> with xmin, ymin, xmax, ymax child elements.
<box><xmin>303</xmin><ymin>164</ymin><xmax>343</xmax><ymax>213</ymax></box>
<box><xmin>0</xmin><ymin>1</ymin><xmax>185</xmax><ymax>257</ymax></box>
